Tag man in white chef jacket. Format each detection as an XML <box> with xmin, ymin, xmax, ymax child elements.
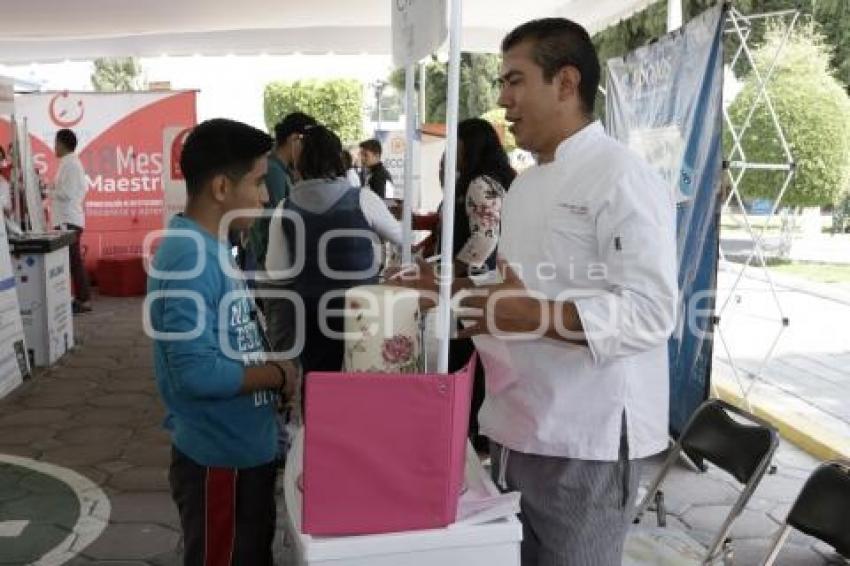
<box><xmin>399</xmin><ymin>18</ymin><xmax>678</xmax><ymax>566</ymax></box>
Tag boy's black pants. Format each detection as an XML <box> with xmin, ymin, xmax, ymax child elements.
<box><xmin>169</xmin><ymin>446</ymin><xmax>277</xmax><ymax>566</ymax></box>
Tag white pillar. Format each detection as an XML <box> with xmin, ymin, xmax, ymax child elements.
<box><xmin>667</xmin><ymin>0</ymin><xmax>683</xmax><ymax>32</ymax></box>
<box><xmin>401</xmin><ymin>65</ymin><xmax>416</xmax><ymax>266</ymax></box>
<box><xmin>437</xmin><ymin>0</ymin><xmax>462</xmax><ymax>374</ymax></box>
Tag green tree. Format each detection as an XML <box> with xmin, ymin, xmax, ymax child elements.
<box><xmin>263</xmin><ymin>80</ymin><xmax>364</xmax><ymax>144</ymax></box>
<box><xmin>810</xmin><ymin>0</ymin><xmax>850</xmax><ymax>87</ymax></box>
<box><xmin>389</xmin><ymin>53</ymin><xmax>501</xmax><ymax>123</ymax></box>
<box><xmin>727</xmin><ymin>26</ymin><xmax>850</xmax><ymax>207</ymax></box>
<box><xmin>91</xmin><ymin>58</ymin><xmax>144</xmax><ymax>91</ymax></box>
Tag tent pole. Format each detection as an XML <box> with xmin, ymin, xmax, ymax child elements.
<box><xmin>667</xmin><ymin>0</ymin><xmax>683</xmax><ymax>31</ymax></box>
<box><xmin>419</xmin><ymin>63</ymin><xmax>427</xmax><ymax>129</ymax></box>
<box><xmin>437</xmin><ymin>0</ymin><xmax>462</xmax><ymax>374</ymax></box>
<box><xmin>402</xmin><ymin>64</ymin><xmax>415</xmax><ymax>266</ymax></box>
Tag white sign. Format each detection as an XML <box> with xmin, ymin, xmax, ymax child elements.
<box><xmin>14</xmin><ymin>238</ymin><xmax>73</xmax><ymax>367</ymax></box>
<box><xmin>375</xmin><ymin>129</ymin><xmax>421</xmax><ymax>203</ymax></box>
<box><xmin>628</xmin><ymin>125</ymin><xmax>692</xmax><ymax>203</ymax></box>
<box><xmin>392</xmin><ymin>0</ymin><xmax>448</xmax><ymax>68</ymax></box>
<box><xmin>162</xmin><ymin>126</ymin><xmax>191</xmax><ymax>225</ymax></box>
<box><xmin>19</xmin><ymin>118</ymin><xmax>47</xmax><ymax>232</ymax></box>
<box><xmin>0</xmin><ymin>219</ymin><xmax>29</xmax><ymax>399</ymax></box>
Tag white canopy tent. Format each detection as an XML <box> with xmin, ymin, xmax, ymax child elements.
<box><xmin>2</xmin><ymin>0</ymin><xmax>680</xmax><ymax>372</ymax></box>
<box><xmin>0</xmin><ymin>0</ymin><xmax>665</xmax><ymax>62</ymax></box>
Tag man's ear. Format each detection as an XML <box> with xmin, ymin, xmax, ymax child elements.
<box><xmin>209</xmin><ymin>173</ymin><xmax>229</xmax><ymax>203</ymax></box>
<box><xmin>556</xmin><ymin>66</ymin><xmax>582</xmax><ymax>103</ymax></box>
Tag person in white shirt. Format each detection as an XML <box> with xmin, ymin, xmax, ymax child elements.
<box><xmin>396</xmin><ymin>18</ymin><xmax>677</xmax><ymax>566</ymax></box>
<box><xmin>53</xmin><ymin>128</ymin><xmax>92</xmax><ymax>314</ymax></box>
<box><xmin>341</xmin><ymin>149</ymin><xmax>363</xmax><ymax>189</ymax></box>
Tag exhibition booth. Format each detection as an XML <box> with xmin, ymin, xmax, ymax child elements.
<box><xmin>0</xmin><ymin>1</ymin><xmax>732</xmax><ymax>565</ymax></box>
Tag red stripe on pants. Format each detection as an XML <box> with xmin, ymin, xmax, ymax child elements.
<box><xmin>205</xmin><ymin>468</ymin><xmax>237</xmax><ymax>566</ymax></box>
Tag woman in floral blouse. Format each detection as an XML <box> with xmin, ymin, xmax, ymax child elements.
<box><xmin>446</xmin><ymin>118</ymin><xmax>516</xmax><ymax>453</ymax></box>
<box><xmin>449</xmin><ymin>118</ymin><xmax>516</xmax><ymax>275</ymax></box>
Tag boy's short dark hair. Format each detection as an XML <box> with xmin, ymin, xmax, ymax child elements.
<box><xmin>358</xmin><ymin>138</ymin><xmax>382</xmax><ymax>157</ymax></box>
<box><xmin>274</xmin><ymin>112</ymin><xmax>318</xmax><ymax>147</ymax></box>
<box><xmin>502</xmin><ymin>18</ymin><xmax>600</xmax><ymax>115</ymax></box>
<box><xmin>55</xmin><ymin>129</ymin><xmax>78</xmax><ymax>152</ymax></box>
<box><xmin>180</xmin><ymin>119</ymin><xmax>273</xmax><ymax>197</ymax></box>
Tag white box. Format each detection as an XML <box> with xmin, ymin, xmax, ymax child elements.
<box><xmin>12</xmin><ymin>237</ymin><xmax>74</xmax><ymax>367</ymax></box>
<box><xmin>284</xmin><ymin>429</ymin><xmax>522</xmax><ymax>566</ymax></box>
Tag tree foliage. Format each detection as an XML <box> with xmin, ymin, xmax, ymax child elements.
<box><xmin>263</xmin><ymin>80</ymin><xmax>364</xmax><ymax>144</ymax></box>
<box><xmin>91</xmin><ymin>58</ymin><xmax>144</xmax><ymax>91</ymax></box>
<box><xmin>727</xmin><ymin>26</ymin><xmax>850</xmax><ymax>206</ymax></box>
<box><xmin>389</xmin><ymin>53</ymin><xmax>501</xmax><ymax>123</ymax></box>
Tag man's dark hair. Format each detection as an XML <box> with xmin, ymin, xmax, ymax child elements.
<box><xmin>502</xmin><ymin>18</ymin><xmax>600</xmax><ymax>115</ymax></box>
<box><xmin>55</xmin><ymin>129</ymin><xmax>78</xmax><ymax>152</ymax></box>
<box><xmin>180</xmin><ymin>118</ymin><xmax>273</xmax><ymax>197</ymax></box>
<box><xmin>274</xmin><ymin>112</ymin><xmax>318</xmax><ymax>147</ymax></box>
<box><xmin>358</xmin><ymin>138</ymin><xmax>382</xmax><ymax>157</ymax></box>
<box><xmin>297</xmin><ymin>125</ymin><xmax>345</xmax><ymax>180</ymax></box>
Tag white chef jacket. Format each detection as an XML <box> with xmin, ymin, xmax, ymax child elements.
<box><xmin>53</xmin><ymin>153</ymin><xmax>88</xmax><ymax>228</ymax></box>
<box><xmin>475</xmin><ymin>121</ymin><xmax>678</xmax><ymax>461</ymax></box>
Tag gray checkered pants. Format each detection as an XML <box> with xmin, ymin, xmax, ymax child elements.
<box><xmin>490</xmin><ymin>425</ymin><xmax>640</xmax><ymax>566</ymax></box>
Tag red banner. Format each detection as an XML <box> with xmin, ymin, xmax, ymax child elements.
<box><xmin>0</xmin><ymin>90</ymin><xmax>196</xmax><ymax>272</ymax></box>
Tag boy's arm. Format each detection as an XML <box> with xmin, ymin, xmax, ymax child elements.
<box><xmin>242</xmin><ymin>361</ymin><xmax>298</xmax><ymax>401</ymax></box>
<box><xmin>155</xmin><ymin>252</ymin><xmax>295</xmax><ymax>400</ymax></box>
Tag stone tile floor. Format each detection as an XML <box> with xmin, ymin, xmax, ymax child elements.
<box><xmin>0</xmin><ymin>294</ymin><xmax>846</xmax><ymax>565</ymax></box>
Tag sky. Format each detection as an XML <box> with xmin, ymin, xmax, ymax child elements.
<box><xmin>0</xmin><ymin>53</ymin><xmax>400</xmax><ymax>131</ymax></box>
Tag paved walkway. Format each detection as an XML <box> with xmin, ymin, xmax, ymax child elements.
<box><xmin>713</xmin><ymin>261</ymin><xmax>850</xmax><ymax>459</ymax></box>
<box><xmin>721</xmin><ymin>231</ymin><xmax>850</xmax><ymax>265</ymax></box>
<box><xmin>789</xmin><ymin>234</ymin><xmax>850</xmax><ymax>265</ymax></box>
<box><xmin>0</xmin><ymin>293</ymin><xmax>846</xmax><ymax>564</ymax></box>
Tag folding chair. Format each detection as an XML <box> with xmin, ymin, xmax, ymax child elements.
<box><xmin>760</xmin><ymin>460</ymin><xmax>850</xmax><ymax>565</ymax></box>
<box><xmin>625</xmin><ymin>399</ymin><xmax>780</xmax><ymax>565</ymax></box>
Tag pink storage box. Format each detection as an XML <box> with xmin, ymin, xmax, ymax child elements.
<box><xmin>302</xmin><ymin>356</ymin><xmax>476</xmax><ymax>536</ymax></box>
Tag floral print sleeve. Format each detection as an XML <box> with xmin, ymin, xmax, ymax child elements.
<box><xmin>457</xmin><ymin>175</ymin><xmax>506</xmax><ymax>269</ymax></box>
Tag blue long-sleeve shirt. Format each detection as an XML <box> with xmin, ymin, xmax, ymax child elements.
<box><xmin>148</xmin><ymin>214</ymin><xmax>277</xmax><ymax>468</ymax></box>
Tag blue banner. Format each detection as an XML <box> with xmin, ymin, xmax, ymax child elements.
<box><xmin>605</xmin><ymin>4</ymin><xmax>725</xmax><ymax>436</ymax></box>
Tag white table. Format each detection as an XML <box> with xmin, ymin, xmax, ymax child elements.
<box><xmin>283</xmin><ymin>429</ymin><xmax>522</xmax><ymax>566</ymax></box>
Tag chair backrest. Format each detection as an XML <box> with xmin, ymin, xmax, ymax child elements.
<box><xmin>786</xmin><ymin>461</ymin><xmax>850</xmax><ymax>558</ymax></box>
<box><xmin>680</xmin><ymin>400</ymin><xmax>778</xmax><ymax>485</ymax></box>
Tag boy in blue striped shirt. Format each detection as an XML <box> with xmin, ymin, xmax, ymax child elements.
<box><xmin>148</xmin><ymin>119</ymin><xmax>297</xmax><ymax>566</ymax></box>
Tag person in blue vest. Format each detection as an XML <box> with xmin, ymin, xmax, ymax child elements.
<box><xmin>147</xmin><ymin>118</ymin><xmax>298</xmax><ymax>566</ymax></box>
<box><xmin>266</xmin><ymin>125</ymin><xmax>402</xmax><ymax>375</ymax></box>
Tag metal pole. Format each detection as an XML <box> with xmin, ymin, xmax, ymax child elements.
<box><xmin>375</xmin><ymin>80</ymin><xmax>386</xmax><ymax>132</ymax></box>
<box><xmin>9</xmin><ymin>114</ymin><xmax>21</xmax><ymax>228</ymax></box>
<box><xmin>401</xmin><ymin>65</ymin><xmax>415</xmax><ymax>266</ymax></box>
<box><xmin>419</xmin><ymin>62</ymin><xmax>427</xmax><ymax>127</ymax></box>
<box><xmin>437</xmin><ymin>0</ymin><xmax>462</xmax><ymax>374</ymax></box>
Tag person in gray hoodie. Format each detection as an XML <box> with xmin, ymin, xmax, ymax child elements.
<box><xmin>266</xmin><ymin>125</ymin><xmax>402</xmax><ymax>375</ymax></box>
